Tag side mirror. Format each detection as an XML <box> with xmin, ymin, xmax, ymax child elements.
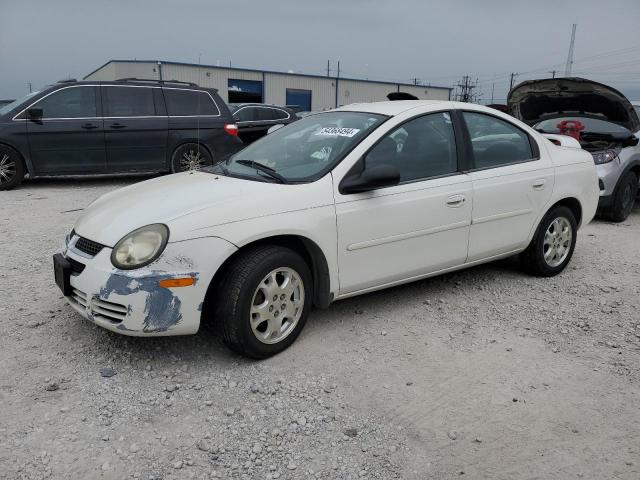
<box><xmin>341</xmin><ymin>164</ymin><xmax>400</xmax><ymax>194</ymax></box>
<box><xmin>27</xmin><ymin>108</ymin><xmax>43</xmax><ymax>120</ymax></box>
<box><xmin>267</xmin><ymin>124</ymin><xmax>285</xmax><ymax>135</ymax></box>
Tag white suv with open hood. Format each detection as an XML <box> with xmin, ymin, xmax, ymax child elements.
<box><xmin>55</xmin><ymin>101</ymin><xmax>598</xmax><ymax>358</ymax></box>
<box><xmin>509</xmin><ymin>78</ymin><xmax>640</xmax><ymax>222</ymax></box>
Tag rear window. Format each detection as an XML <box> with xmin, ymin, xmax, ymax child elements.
<box><xmin>163</xmin><ymin>89</ymin><xmax>220</xmax><ymax>116</ymax></box>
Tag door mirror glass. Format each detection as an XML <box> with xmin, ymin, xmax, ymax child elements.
<box><xmin>341</xmin><ymin>164</ymin><xmax>400</xmax><ymax>194</ymax></box>
<box><xmin>27</xmin><ymin>108</ymin><xmax>43</xmax><ymax>119</ymax></box>
<box><xmin>267</xmin><ymin>124</ymin><xmax>285</xmax><ymax>135</ymax></box>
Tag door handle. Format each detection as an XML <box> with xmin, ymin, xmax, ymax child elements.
<box><xmin>446</xmin><ymin>194</ymin><xmax>466</xmax><ymax>207</ymax></box>
<box><xmin>81</xmin><ymin>123</ymin><xmax>98</xmax><ymax>130</ymax></box>
<box><xmin>110</xmin><ymin>123</ymin><xmax>126</xmax><ymax>129</ymax></box>
<box><xmin>532</xmin><ymin>179</ymin><xmax>546</xmax><ymax>190</ymax></box>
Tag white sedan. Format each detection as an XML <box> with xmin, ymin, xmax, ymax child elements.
<box><xmin>54</xmin><ymin>101</ymin><xmax>599</xmax><ymax>358</ymax></box>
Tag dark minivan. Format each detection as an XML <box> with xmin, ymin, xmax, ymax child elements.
<box><xmin>0</xmin><ymin>79</ymin><xmax>243</xmax><ymax>190</ymax></box>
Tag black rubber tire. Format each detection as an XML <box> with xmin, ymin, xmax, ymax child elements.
<box><xmin>520</xmin><ymin>206</ymin><xmax>577</xmax><ymax>277</ymax></box>
<box><xmin>0</xmin><ymin>145</ymin><xmax>26</xmax><ymax>191</ymax></box>
<box><xmin>212</xmin><ymin>245</ymin><xmax>313</xmax><ymax>359</ymax></box>
<box><xmin>171</xmin><ymin>143</ymin><xmax>213</xmax><ymax>173</ymax></box>
<box><xmin>604</xmin><ymin>171</ymin><xmax>637</xmax><ymax>222</ymax></box>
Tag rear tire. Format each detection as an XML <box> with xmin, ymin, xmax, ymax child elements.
<box><xmin>171</xmin><ymin>143</ymin><xmax>213</xmax><ymax>173</ymax></box>
<box><xmin>0</xmin><ymin>145</ymin><xmax>26</xmax><ymax>191</ymax></box>
<box><xmin>211</xmin><ymin>245</ymin><xmax>312</xmax><ymax>359</ymax></box>
<box><xmin>604</xmin><ymin>171</ymin><xmax>637</xmax><ymax>222</ymax></box>
<box><xmin>520</xmin><ymin>206</ymin><xmax>577</xmax><ymax>277</ymax></box>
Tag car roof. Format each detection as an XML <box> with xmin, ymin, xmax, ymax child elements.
<box><xmin>335</xmin><ymin>100</ymin><xmax>514</xmax><ymax>116</ymax></box>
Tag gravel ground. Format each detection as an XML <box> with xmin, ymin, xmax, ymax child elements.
<box><xmin>1</xmin><ymin>176</ymin><xmax>639</xmax><ymax>480</ymax></box>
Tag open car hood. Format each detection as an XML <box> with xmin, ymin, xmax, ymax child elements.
<box><xmin>508</xmin><ymin>77</ymin><xmax>640</xmax><ymax>133</ymax></box>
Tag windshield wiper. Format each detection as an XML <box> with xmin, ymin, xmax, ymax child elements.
<box><xmin>236</xmin><ymin>160</ymin><xmax>288</xmax><ymax>184</ymax></box>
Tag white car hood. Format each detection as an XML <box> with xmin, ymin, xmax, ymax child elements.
<box><xmin>74</xmin><ymin>171</ymin><xmax>334</xmax><ymax>246</ymax></box>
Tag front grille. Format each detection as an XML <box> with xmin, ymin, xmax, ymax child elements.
<box><xmin>74</xmin><ymin>236</ymin><xmax>104</xmax><ymax>257</ymax></box>
<box><xmin>68</xmin><ymin>257</ymin><xmax>85</xmax><ymax>275</ymax></box>
<box><xmin>68</xmin><ymin>288</ymin><xmax>127</xmax><ymax>325</ymax></box>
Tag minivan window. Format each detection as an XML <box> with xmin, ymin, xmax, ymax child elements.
<box><xmin>30</xmin><ymin>86</ymin><xmax>97</xmax><ymax>119</ymax></box>
<box><xmin>463</xmin><ymin>112</ymin><xmax>534</xmax><ymax>169</ymax></box>
<box><xmin>164</xmin><ymin>89</ymin><xmax>219</xmax><ymax>116</ymax></box>
<box><xmin>104</xmin><ymin>86</ymin><xmax>155</xmax><ymax>117</ymax></box>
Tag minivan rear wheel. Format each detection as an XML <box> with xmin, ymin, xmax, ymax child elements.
<box><xmin>171</xmin><ymin>143</ymin><xmax>213</xmax><ymax>173</ymax></box>
<box><xmin>0</xmin><ymin>145</ymin><xmax>26</xmax><ymax>191</ymax></box>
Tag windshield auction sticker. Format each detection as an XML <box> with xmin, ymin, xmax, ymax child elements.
<box><xmin>315</xmin><ymin>127</ymin><xmax>360</xmax><ymax>137</ymax></box>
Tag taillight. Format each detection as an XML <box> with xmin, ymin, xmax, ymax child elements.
<box><xmin>224</xmin><ymin>123</ymin><xmax>239</xmax><ymax>136</ymax></box>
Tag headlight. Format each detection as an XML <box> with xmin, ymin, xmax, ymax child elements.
<box><xmin>111</xmin><ymin>224</ymin><xmax>169</xmax><ymax>270</ymax></box>
<box><xmin>591</xmin><ymin>149</ymin><xmax>620</xmax><ymax>165</ymax></box>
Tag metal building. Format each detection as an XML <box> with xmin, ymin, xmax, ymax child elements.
<box><xmin>85</xmin><ymin>60</ymin><xmax>451</xmax><ymax>111</ymax></box>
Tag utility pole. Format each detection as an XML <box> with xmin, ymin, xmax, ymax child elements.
<box><xmin>455</xmin><ymin>75</ymin><xmax>478</xmax><ymax>103</ymax></box>
<box><xmin>336</xmin><ymin>61</ymin><xmax>340</xmax><ymax>78</ymax></box>
<box><xmin>509</xmin><ymin>72</ymin><xmax>519</xmax><ymax>90</ymax></box>
<box><xmin>327</xmin><ymin>60</ymin><xmax>330</xmax><ymax>77</ymax></box>
<box><xmin>27</xmin><ymin>82</ymin><xmax>32</xmax><ymax>93</ymax></box>
<box><xmin>490</xmin><ymin>82</ymin><xmax>495</xmax><ymax>104</ymax></box>
<box><xmin>548</xmin><ymin>70</ymin><xmax>558</xmax><ymax>78</ymax></box>
<box><xmin>564</xmin><ymin>23</ymin><xmax>577</xmax><ymax>76</ymax></box>
<box><xmin>414</xmin><ymin>78</ymin><xmax>419</xmax><ymax>85</ymax></box>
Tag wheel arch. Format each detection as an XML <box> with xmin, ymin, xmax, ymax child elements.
<box><xmin>204</xmin><ymin>234</ymin><xmax>333</xmax><ymax>313</ymax></box>
<box><xmin>0</xmin><ymin>141</ymin><xmax>31</xmax><ymax>174</ymax></box>
<box><xmin>551</xmin><ymin>197</ymin><xmax>583</xmax><ymax>227</ymax></box>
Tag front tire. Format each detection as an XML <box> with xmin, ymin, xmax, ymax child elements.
<box><xmin>0</xmin><ymin>145</ymin><xmax>26</xmax><ymax>191</ymax></box>
<box><xmin>521</xmin><ymin>206</ymin><xmax>577</xmax><ymax>277</ymax></box>
<box><xmin>212</xmin><ymin>246</ymin><xmax>313</xmax><ymax>359</ymax></box>
<box><xmin>604</xmin><ymin>171</ymin><xmax>637</xmax><ymax>222</ymax></box>
<box><xmin>171</xmin><ymin>143</ymin><xmax>213</xmax><ymax>173</ymax></box>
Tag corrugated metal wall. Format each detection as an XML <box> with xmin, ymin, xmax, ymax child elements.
<box><xmin>86</xmin><ymin>61</ymin><xmax>451</xmax><ymax>108</ymax></box>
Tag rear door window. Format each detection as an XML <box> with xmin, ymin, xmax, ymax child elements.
<box><xmin>256</xmin><ymin>107</ymin><xmax>275</xmax><ymax>121</ymax></box>
<box><xmin>32</xmin><ymin>86</ymin><xmax>97</xmax><ymax>119</ymax></box>
<box><xmin>463</xmin><ymin>112</ymin><xmax>534</xmax><ymax>169</ymax></box>
<box><xmin>104</xmin><ymin>86</ymin><xmax>156</xmax><ymax>117</ymax></box>
<box><xmin>234</xmin><ymin>107</ymin><xmax>256</xmax><ymax>122</ymax></box>
<box><xmin>272</xmin><ymin>108</ymin><xmax>290</xmax><ymax>120</ymax></box>
<box><xmin>163</xmin><ymin>89</ymin><xmax>220</xmax><ymax>116</ymax></box>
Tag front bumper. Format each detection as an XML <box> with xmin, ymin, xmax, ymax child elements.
<box><xmin>60</xmin><ymin>234</ymin><xmax>237</xmax><ymax>336</ymax></box>
<box><xmin>595</xmin><ymin>157</ymin><xmax>623</xmax><ymax>198</ymax></box>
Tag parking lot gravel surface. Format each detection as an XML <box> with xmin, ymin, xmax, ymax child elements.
<box><xmin>1</xmin><ymin>176</ymin><xmax>639</xmax><ymax>480</ymax></box>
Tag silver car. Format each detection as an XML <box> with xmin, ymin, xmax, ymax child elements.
<box><xmin>510</xmin><ymin>78</ymin><xmax>640</xmax><ymax>221</ymax></box>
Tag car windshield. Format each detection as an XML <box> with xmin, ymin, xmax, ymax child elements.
<box><xmin>0</xmin><ymin>91</ymin><xmax>40</xmax><ymax>115</ymax></box>
<box><xmin>219</xmin><ymin>111</ymin><xmax>387</xmax><ymax>182</ymax></box>
<box><xmin>534</xmin><ymin>116</ymin><xmax>630</xmax><ymax>135</ymax></box>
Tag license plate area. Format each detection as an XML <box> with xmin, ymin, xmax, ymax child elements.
<box><xmin>53</xmin><ymin>253</ymin><xmax>72</xmax><ymax>296</ymax></box>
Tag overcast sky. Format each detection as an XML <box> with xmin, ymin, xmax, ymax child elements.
<box><xmin>1</xmin><ymin>0</ymin><xmax>639</xmax><ymax>102</ymax></box>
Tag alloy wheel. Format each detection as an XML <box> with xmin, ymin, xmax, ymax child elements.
<box><xmin>0</xmin><ymin>154</ymin><xmax>16</xmax><ymax>184</ymax></box>
<box><xmin>180</xmin><ymin>149</ymin><xmax>205</xmax><ymax>171</ymax></box>
<box><xmin>543</xmin><ymin>217</ymin><xmax>573</xmax><ymax>267</ymax></box>
<box><xmin>249</xmin><ymin>267</ymin><xmax>305</xmax><ymax>345</ymax></box>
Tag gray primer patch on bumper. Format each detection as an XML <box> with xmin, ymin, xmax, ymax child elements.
<box><xmin>99</xmin><ymin>271</ymin><xmax>199</xmax><ymax>333</ymax></box>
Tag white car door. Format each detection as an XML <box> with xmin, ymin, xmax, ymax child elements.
<box><xmin>461</xmin><ymin>111</ymin><xmax>554</xmax><ymax>262</ymax></box>
<box><xmin>333</xmin><ymin>112</ymin><xmax>473</xmax><ymax>295</ymax></box>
